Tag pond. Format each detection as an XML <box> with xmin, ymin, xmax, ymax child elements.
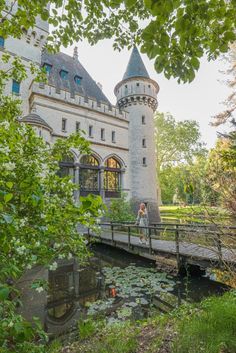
<box><xmin>18</xmin><ymin>244</ymin><xmax>228</xmax><ymax>338</ymax></box>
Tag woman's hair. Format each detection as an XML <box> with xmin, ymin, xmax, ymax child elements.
<box><xmin>139</xmin><ymin>202</ymin><xmax>146</xmax><ymax>210</ymax></box>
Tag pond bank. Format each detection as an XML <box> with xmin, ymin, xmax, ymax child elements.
<box><xmin>60</xmin><ymin>291</ymin><xmax>236</xmax><ymax>353</ymax></box>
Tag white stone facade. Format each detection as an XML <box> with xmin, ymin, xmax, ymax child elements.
<box><xmin>0</xmin><ymin>12</ymin><xmax>160</xmax><ymax>221</ymax></box>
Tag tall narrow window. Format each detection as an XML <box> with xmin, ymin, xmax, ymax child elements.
<box><xmin>62</xmin><ymin>118</ymin><xmax>67</xmax><ymax>132</ymax></box>
<box><xmin>76</xmin><ymin>122</ymin><xmax>80</xmax><ymax>133</ymax></box>
<box><xmin>12</xmin><ymin>80</ymin><xmax>20</xmax><ymax>95</ymax></box>
<box><xmin>143</xmin><ymin>157</ymin><xmax>147</xmax><ymax>166</ymax></box>
<box><xmin>104</xmin><ymin>157</ymin><xmax>121</xmax><ymax>198</ymax></box>
<box><xmin>101</xmin><ymin>128</ymin><xmax>105</xmax><ymax>141</ymax></box>
<box><xmin>0</xmin><ymin>36</ymin><xmax>4</xmax><ymax>47</ymax></box>
<box><xmin>79</xmin><ymin>155</ymin><xmax>100</xmax><ymax>196</ymax></box>
<box><xmin>112</xmin><ymin>131</ymin><xmax>116</xmax><ymax>143</ymax></box>
<box><xmin>60</xmin><ymin>70</ymin><xmax>68</xmax><ymax>80</ymax></box>
<box><xmin>142</xmin><ymin>138</ymin><xmax>146</xmax><ymax>148</ymax></box>
<box><xmin>89</xmin><ymin>125</ymin><xmax>93</xmax><ymax>137</ymax></box>
<box><xmin>142</xmin><ymin>115</ymin><xmax>146</xmax><ymax>125</ymax></box>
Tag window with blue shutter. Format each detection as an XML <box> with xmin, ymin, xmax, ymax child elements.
<box><xmin>0</xmin><ymin>36</ymin><xmax>4</xmax><ymax>47</ymax></box>
<box><xmin>60</xmin><ymin>70</ymin><xmax>68</xmax><ymax>80</ymax></box>
<box><xmin>74</xmin><ymin>75</ymin><xmax>82</xmax><ymax>85</ymax></box>
<box><xmin>43</xmin><ymin>63</ymin><xmax>52</xmax><ymax>75</ymax></box>
<box><xmin>12</xmin><ymin>80</ymin><xmax>20</xmax><ymax>94</ymax></box>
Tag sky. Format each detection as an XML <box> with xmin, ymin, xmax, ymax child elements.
<box><xmin>63</xmin><ymin>40</ymin><xmax>232</xmax><ymax>148</ymax></box>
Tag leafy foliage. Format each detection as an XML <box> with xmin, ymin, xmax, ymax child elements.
<box><xmin>0</xmin><ymin>57</ymin><xmax>104</xmax><ymax>353</ymax></box>
<box><xmin>1</xmin><ymin>1</ymin><xmax>236</xmax><ymax>82</ymax></box>
<box><xmin>106</xmin><ymin>193</ymin><xmax>135</xmax><ymax>222</ymax></box>
<box><xmin>207</xmin><ymin>136</ymin><xmax>236</xmax><ymax>217</ymax></box>
<box><xmin>155</xmin><ymin>112</ymin><xmax>206</xmax><ymax>204</ymax></box>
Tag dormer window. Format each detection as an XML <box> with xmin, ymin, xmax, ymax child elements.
<box><xmin>74</xmin><ymin>75</ymin><xmax>82</xmax><ymax>86</ymax></box>
<box><xmin>0</xmin><ymin>36</ymin><xmax>5</xmax><ymax>47</ymax></box>
<box><xmin>60</xmin><ymin>70</ymin><xmax>68</xmax><ymax>80</ymax></box>
<box><xmin>43</xmin><ymin>63</ymin><xmax>52</xmax><ymax>75</ymax></box>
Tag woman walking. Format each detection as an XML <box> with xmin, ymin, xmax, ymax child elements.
<box><xmin>136</xmin><ymin>203</ymin><xmax>149</xmax><ymax>244</ymax></box>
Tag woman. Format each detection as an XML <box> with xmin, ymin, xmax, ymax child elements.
<box><xmin>136</xmin><ymin>203</ymin><xmax>149</xmax><ymax>244</ymax></box>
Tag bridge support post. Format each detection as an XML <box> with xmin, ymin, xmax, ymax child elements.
<box><xmin>216</xmin><ymin>233</ymin><xmax>223</xmax><ymax>266</ymax></box>
<box><xmin>111</xmin><ymin>224</ymin><xmax>114</xmax><ymax>245</ymax></box>
<box><xmin>175</xmin><ymin>225</ymin><xmax>181</xmax><ymax>272</ymax></box>
<box><xmin>148</xmin><ymin>228</ymin><xmax>152</xmax><ymax>254</ymax></box>
<box><xmin>128</xmin><ymin>226</ymin><xmax>131</xmax><ymax>249</ymax></box>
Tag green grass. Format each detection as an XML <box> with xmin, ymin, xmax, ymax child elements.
<box><xmin>173</xmin><ymin>292</ymin><xmax>236</xmax><ymax>353</ymax></box>
<box><xmin>64</xmin><ymin>292</ymin><xmax>236</xmax><ymax>353</ymax></box>
<box><xmin>159</xmin><ymin>205</ymin><xmax>232</xmax><ymax>225</ymax></box>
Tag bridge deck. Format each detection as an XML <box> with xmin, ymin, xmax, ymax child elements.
<box><xmin>91</xmin><ymin>228</ymin><xmax>236</xmax><ymax>269</ymax></box>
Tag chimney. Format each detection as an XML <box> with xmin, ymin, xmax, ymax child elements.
<box><xmin>73</xmin><ymin>46</ymin><xmax>78</xmax><ymax>61</ymax></box>
<box><xmin>97</xmin><ymin>82</ymin><xmax>103</xmax><ymax>91</ymax></box>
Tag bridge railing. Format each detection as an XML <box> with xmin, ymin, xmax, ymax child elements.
<box><xmin>87</xmin><ymin>222</ymin><xmax>236</xmax><ymax>270</ymax></box>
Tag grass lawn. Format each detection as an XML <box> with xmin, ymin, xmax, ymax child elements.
<box><xmin>159</xmin><ymin>205</ymin><xmax>232</xmax><ymax>224</ymax></box>
<box><xmin>56</xmin><ymin>291</ymin><xmax>236</xmax><ymax>353</ymax></box>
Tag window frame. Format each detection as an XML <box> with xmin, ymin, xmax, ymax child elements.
<box><xmin>43</xmin><ymin>63</ymin><xmax>52</xmax><ymax>75</ymax></box>
<box><xmin>75</xmin><ymin>121</ymin><xmax>80</xmax><ymax>133</ymax></box>
<box><xmin>12</xmin><ymin>80</ymin><xmax>20</xmax><ymax>95</ymax></box>
<box><xmin>101</xmin><ymin>128</ymin><xmax>105</xmax><ymax>141</ymax></box>
<box><xmin>74</xmin><ymin>75</ymin><xmax>82</xmax><ymax>86</ymax></box>
<box><xmin>60</xmin><ymin>69</ymin><xmax>69</xmax><ymax>80</ymax></box>
<box><xmin>89</xmin><ymin>125</ymin><xmax>93</xmax><ymax>138</ymax></box>
<box><xmin>62</xmin><ymin>118</ymin><xmax>67</xmax><ymax>132</ymax></box>
<box><xmin>0</xmin><ymin>36</ymin><xmax>5</xmax><ymax>47</ymax></box>
<box><xmin>111</xmin><ymin>131</ymin><xmax>116</xmax><ymax>143</ymax></box>
<box><xmin>142</xmin><ymin>157</ymin><xmax>147</xmax><ymax>166</ymax></box>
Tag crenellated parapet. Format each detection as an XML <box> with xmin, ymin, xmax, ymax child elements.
<box><xmin>29</xmin><ymin>81</ymin><xmax>129</xmax><ymax>121</ymax></box>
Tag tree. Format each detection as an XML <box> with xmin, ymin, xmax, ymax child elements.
<box><xmin>0</xmin><ymin>58</ymin><xmax>104</xmax><ymax>352</ymax></box>
<box><xmin>1</xmin><ymin>0</ymin><xmax>236</xmax><ymax>82</ymax></box>
<box><xmin>213</xmin><ymin>43</ymin><xmax>236</xmax><ymax>126</ymax></box>
<box><xmin>155</xmin><ymin>112</ymin><xmax>206</xmax><ymax>204</ymax></box>
<box><xmin>207</xmin><ymin>135</ymin><xmax>236</xmax><ymax>217</ymax></box>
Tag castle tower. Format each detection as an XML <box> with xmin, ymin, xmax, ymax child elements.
<box><xmin>0</xmin><ymin>2</ymin><xmax>49</xmax><ymax>114</ymax></box>
<box><xmin>114</xmin><ymin>46</ymin><xmax>160</xmax><ymax>222</ymax></box>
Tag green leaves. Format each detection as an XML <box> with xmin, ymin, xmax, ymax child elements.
<box><xmin>4</xmin><ymin>193</ymin><xmax>13</xmax><ymax>203</ymax></box>
<box><xmin>1</xmin><ymin>0</ymin><xmax>236</xmax><ymax>82</ymax></box>
<box><xmin>0</xmin><ymin>285</ymin><xmax>10</xmax><ymax>301</ymax></box>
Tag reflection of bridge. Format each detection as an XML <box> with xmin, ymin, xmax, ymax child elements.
<box><xmin>86</xmin><ymin>223</ymin><xmax>236</xmax><ymax>273</ymax></box>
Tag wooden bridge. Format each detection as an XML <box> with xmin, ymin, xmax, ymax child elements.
<box><xmin>86</xmin><ymin>222</ymin><xmax>236</xmax><ymax>273</ymax></box>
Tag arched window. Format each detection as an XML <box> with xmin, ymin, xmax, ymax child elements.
<box><xmin>47</xmin><ymin>263</ymin><xmax>75</xmax><ymax>322</ymax></box>
<box><xmin>58</xmin><ymin>154</ymin><xmax>75</xmax><ymax>180</ymax></box>
<box><xmin>104</xmin><ymin>157</ymin><xmax>121</xmax><ymax>198</ymax></box>
<box><xmin>79</xmin><ymin>155</ymin><xmax>100</xmax><ymax>196</ymax></box>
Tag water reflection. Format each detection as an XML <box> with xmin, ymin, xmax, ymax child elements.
<box><xmin>19</xmin><ymin>244</ymin><xmax>229</xmax><ymax>337</ymax></box>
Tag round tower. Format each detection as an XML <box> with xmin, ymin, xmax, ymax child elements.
<box><xmin>114</xmin><ymin>46</ymin><xmax>160</xmax><ymax>222</ymax></box>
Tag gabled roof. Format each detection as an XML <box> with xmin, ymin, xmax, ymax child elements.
<box><xmin>41</xmin><ymin>51</ymin><xmax>111</xmax><ymax>104</ymax></box>
<box><xmin>20</xmin><ymin>113</ymin><xmax>53</xmax><ymax>131</ymax></box>
<box><xmin>122</xmin><ymin>46</ymin><xmax>150</xmax><ymax>80</ymax></box>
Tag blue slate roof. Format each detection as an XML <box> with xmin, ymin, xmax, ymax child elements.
<box><xmin>20</xmin><ymin>113</ymin><xmax>53</xmax><ymax>131</ymax></box>
<box><xmin>122</xmin><ymin>46</ymin><xmax>150</xmax><ymax>80</ymax></box>
<box><xmin>41</xmin><ymin>51</ymin><xmax>111</xmax><ymax>104</ymax></box>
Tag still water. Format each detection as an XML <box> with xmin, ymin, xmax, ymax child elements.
<box><xmin>18</xmin><ymin>244</ymin><xmax>228</xmax><ymax>337</ymax></box>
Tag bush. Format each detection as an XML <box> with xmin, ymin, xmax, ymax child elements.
<box><xmin>106</xmin><ymin>193</ymin><xmax>135</xmax><ymax>223</ymax></box>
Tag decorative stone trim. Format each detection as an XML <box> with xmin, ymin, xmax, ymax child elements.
<box><xmin>117</xmin><ymin>94</ymin><xmax>158</xmax><ymax>112</ymax></box>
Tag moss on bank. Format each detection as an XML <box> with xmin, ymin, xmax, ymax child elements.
<box><xmin>58</xmin><ymin>291</ymin><xmax>236</xmax><ymax>353</ymax></box>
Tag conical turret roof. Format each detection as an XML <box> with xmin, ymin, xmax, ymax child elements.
<box><xmin>122</xmin><ymin>46</ymin><xmax>150</xmax><ymax>80</ymax></box>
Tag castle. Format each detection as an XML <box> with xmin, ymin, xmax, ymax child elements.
<box><xmin>0</xmin><ymin>5</ymin><xmax>160</xmax><ymax>221</ymax></box>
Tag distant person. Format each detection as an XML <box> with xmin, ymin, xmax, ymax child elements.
<box><xmin>136</xmin><ymin>203</ymin><xmax>149</xmax><ymax>244</ymax></box>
